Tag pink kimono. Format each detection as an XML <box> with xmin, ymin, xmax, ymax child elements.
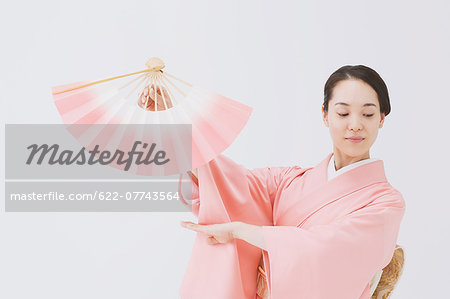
<box><xmin>179</xmin><ymin>153</ymin><xmax>405</xmax><ymax>299</ymax></box>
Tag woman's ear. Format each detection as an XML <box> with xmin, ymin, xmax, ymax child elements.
<box><xmin>379</xmin><ymin>113</ymin><xmax>386</xmax><ymax>128</ymax></box>
<box><xmin>322</xmin><ymin>106</ymin><xmax>329</xmax><ymax>127</ymax></box>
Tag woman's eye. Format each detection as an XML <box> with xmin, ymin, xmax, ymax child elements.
<box><xmin>364</xmin><ymin>114</ymin><xmax>374</xmax><ymax>117</ymax></box>
<box><xmin>338</xmin><ymin>113</ymin><xmax>348</xmax><ymax>117</ymax></box>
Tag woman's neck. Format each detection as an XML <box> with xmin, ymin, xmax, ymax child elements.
<box><xmin>332</xmin><ymin>149</ymin><xmax>370</xmax><ymax>171</ymax></box>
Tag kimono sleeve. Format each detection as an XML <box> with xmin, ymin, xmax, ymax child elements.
<box><xmin>180</xmin><ymin>154</ymin><xmax>301</xmax><ymax>299</ymax></box>
<box><xmin>182</xmin><ymin>154</ymin><xmax>293</xmax><ymax>222</ymax></box>
<box><xmin>262</xmin><ymin>191</ymin><xmax>406</xmax><ymax>299</ymax></box>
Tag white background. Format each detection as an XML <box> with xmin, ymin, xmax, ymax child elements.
<box><xmin>1</xmin><ymin>0</ymin><xmax>449</xmax><ymax>298</ymax></box>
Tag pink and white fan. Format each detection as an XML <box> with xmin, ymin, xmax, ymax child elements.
<box><xmin>52</xmin><ymin>58</ymin><xmax>252</xmax><ymax>176</ymax></box>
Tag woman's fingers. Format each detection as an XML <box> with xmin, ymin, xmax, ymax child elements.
<box><xmin>180</xmin><ymin>221</ymin><xmax>236</xmax><ymax>245</ymax></box>
<box><xmin>180</xmin><ymin>221</ymin><xmax>195</xmax><ymax>229</ymax></box>
<box><xmin>137</xmin><ymin>84</ymin><xmax>173</xmax><ymax>111</ymax></box>
<box><xmin>149</xmin><ymin>86</ymin><xmax>172</xmax><ymax>108</ymax></box>
<box><xmin>149</xmin><ymin>86</ymin><xmax>165</xmax><ymax>101</ymax></box>
<box><xmin>180</xmin><ymin>221</ymin><xmax>206</xmax><ymax>233</ymax></box>
<box><xmin>207</xmin><ymin>236</ymin><xmax>220</xmax><ymax>245</ymax></box>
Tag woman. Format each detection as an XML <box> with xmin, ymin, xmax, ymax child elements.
<box><xmin>153</xmin><ymin>65</ymin><xmax>405</xmax><ymax>299</ymax></box>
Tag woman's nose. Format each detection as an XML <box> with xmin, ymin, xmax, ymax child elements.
<box><xmin>348</xmin><ymin>116</ymin><xmax>363</xmax><ymax>132</ymax></box>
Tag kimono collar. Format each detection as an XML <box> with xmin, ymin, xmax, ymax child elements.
<box><xmin>328</xmin><ymin>153</ymin><xmax>380</xmax><ymax>181</ymax></box>
<box><xmin>318</xmin><ymin>153</ymin><xmax>387</xmax><ymax>186</ymax></box>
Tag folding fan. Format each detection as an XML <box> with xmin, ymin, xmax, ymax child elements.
<box><xmin>52</xmin><ymin>58</ymin><xmax>252</xmax><ymax>176</ymax></box>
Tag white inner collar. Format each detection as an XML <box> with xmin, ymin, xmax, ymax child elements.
<box><xmin>327</xmin><ymin>154</ymin><xmax>379</xmax><ymax>181</ymax></box>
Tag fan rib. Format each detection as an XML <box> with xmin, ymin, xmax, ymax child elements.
<box><xmin>160</xmin><ymin>75</ymin><xmax>178</xmax><ymax>105</ymax></box>
<box><xmin>162</xmin><ymin>74</ymin><xmax>186</xmax><ymax>98</ymax></box>
<box><xmin>163</xmin><ymin>71</ymin><xmax>193</xmax><ymax>87</ymax></box>
<box><xmin>156</xmin><ymin>75</ymin><xmax>169</xmax><ymax>110</ymax></box>
<box><xmin>119</xmin><ymin>73</ymin><xmax>146</xmax><ymax>91</ymax></box>
<box><xmin>53</xmin><ymin>68</ymin><xmax>151</xmax><ymax>95</ymax></box>
<box><xmin>125</xmin><ymin>74</ymin><xmax>147</xmax><ymax>100</ymax></box>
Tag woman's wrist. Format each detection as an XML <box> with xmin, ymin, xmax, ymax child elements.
<box><xmin>232</xmin><ymin>221</ymin><xmax>267</xmax><ymax>250</ymax></box>
<box><xmin>231</xmin><ymin>221</ymin><xmax>244</xmax><ymax>239</ymax></box>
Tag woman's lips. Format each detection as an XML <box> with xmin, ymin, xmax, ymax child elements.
<box><xmin>346</xmin><ymin>137</ymin><xmax>364</xmax><ymax>143</ymax></box>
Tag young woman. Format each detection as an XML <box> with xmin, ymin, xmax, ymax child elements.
<box><xmin>175</xmin><ymin>65</ymin><xmax>405</xmax><ymax>299</ymax></box>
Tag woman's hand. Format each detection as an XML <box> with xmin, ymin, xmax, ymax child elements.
<box><xmin>180</xmin><ymin>221</ymin><xmax>241</xmax><ymax>245</ymax></box>
<box><xmin>137</xmin><ymin>84</ymin><xmax>173</xmax><ymax>111</ymax></box>
<box><xmin>180</xmin><ymin>221</ymin><xmax>267</xmax><ymax>250</ymax></box>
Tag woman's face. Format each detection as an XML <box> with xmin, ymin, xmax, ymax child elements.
<box><xmin>322</xmin><ymin>79</ymin><xmax>385</xmax><ymax>162</ymax></box>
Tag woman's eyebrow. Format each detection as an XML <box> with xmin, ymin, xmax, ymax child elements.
<box><xmin>335</xmin><ymin>102</ymin><xmax>377</xmax><ymax>107</ymax></box>
<box><xmin>363</xmin><ymin>103</ymin><xmax>377</xmax><ymax>107</ymax></box>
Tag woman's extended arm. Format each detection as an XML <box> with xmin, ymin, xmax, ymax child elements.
<box><xmin>180</xmin><ymin>221</ymin><xmax>267</xmax><ymax>251</ymax></box>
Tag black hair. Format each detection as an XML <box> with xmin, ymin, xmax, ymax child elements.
<box><xmin>323</xmin><ymin>65</ymin><xmax>391</xmax><ymax>116</ymax></box>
